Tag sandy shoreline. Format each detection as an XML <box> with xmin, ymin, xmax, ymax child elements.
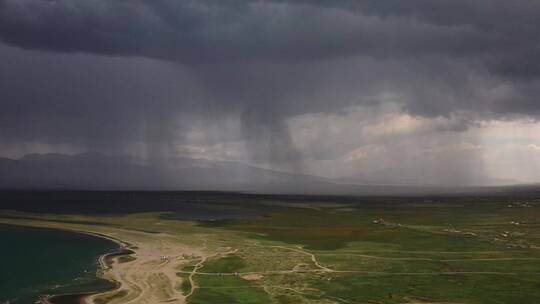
<box><xmin>0</xmin><ymin>218</ymin><xmax>206</xmax><ymax>304</ymax></box>
<box><xmin>42</xmin><ymin>234</ymin><xmax>130</xmax><ymax>304</ymax></box>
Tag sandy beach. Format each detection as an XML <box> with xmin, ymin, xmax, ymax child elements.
<box><xmin>0</xmin><ymin>218</ymin><xmax>208</xmax><ymax>304</ymax></box>
<box><xmin>86</xmin><ymin>230</ymin><xmax>203</xmax><ymax>304</ymax></box>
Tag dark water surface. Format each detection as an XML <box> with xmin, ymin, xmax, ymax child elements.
<box><xmin>0</xmin><ymin>191</ymin><xmax>269</xmax><ymax>220</ymax></box>
<box><xmin>0</xmin><ymin>224</ymin><xmax>118</xmax><ymax>304</ymax></box>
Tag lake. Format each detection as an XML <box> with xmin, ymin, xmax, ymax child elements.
<box><xmin>0</xmin><ymin>224</ymin><xmax>118</xmax><ymax>304</ymax></box>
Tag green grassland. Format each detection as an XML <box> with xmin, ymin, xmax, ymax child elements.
<box><xmin>2</xmin><ymin>193</ymin><xmax>540</xmax><ymax>303</ymax></box>
<box><xmin>201</xmin><ymin>196</ymin><xmax>540</xmax><ymax>303</ymax></box>
<box><xmin>189</xmin><ymin>275</ymin><xmax>272</xmax><ymax>304</ymax></box>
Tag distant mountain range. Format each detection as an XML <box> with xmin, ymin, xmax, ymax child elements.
<box><xmin>0</xmin><ymin>152</ymin><xmax>527</xmax><ymax>194</ymax></box>
<box><xmin>0</xmin><ymin>152</ymin><xmax>331</xmax><ymax>192</ymax></box>
<box><xmin>338</xmin><ymin>168</ymin><xmax>521</xmax><ymax>188</ymax></box>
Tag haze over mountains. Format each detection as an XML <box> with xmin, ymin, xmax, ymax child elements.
<box><xmin>0</xmin><ymin>153</ymin><xmax>523</xmax><ymax>194</ymax></box>
<box><xmin>0</xmin><ymin>152</ymin><xmax>325</xmax><ymax>192</ymax></box>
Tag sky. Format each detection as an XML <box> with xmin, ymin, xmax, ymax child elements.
<box><xmin>1</xmin><ymin>0</ymin><xmax>540</xmax><ymax>186</ymax></box>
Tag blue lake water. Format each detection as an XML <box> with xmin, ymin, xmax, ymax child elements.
<box><xmin>0</xmin><ymin>224</ymin><xmax>118</xmax><ymax>304</ymax></box>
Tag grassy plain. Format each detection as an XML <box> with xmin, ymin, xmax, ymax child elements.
<box><xmin>2</xmin><ymin>192</ymin><xmax>540</xmax><ymax>303</ymax></box>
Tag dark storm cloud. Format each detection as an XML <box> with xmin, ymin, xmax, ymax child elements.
<box><xmin>0</xmin><ymin>0</ymin><xmax>527</xmax><ymax>65</ymax></box>
<box><xmin>0</xmin><ymin>44</ymin><xmax>204</xmax><ymax>146</ymax></box>
<box><xmin>1</xmin><ymin>0</ymin><xmax>540</xmax><ymax>165</ymax></box>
